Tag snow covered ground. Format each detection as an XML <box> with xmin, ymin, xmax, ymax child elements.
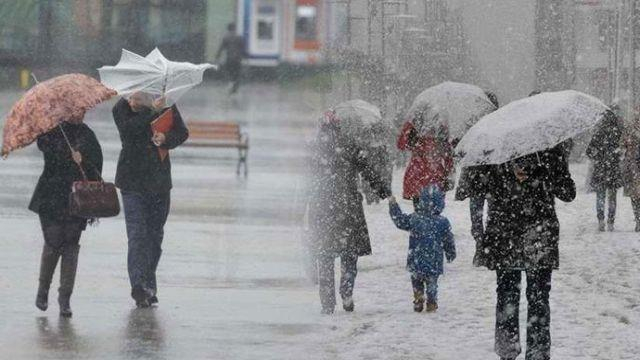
<box><xmin>0</xmin><ymin>84</ymin><xmax>638</xmax><ymax>359</ymax></box>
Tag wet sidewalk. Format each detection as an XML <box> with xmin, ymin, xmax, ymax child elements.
<box><xmin>0</xmin><ymin>84</ymin><xmax>332</xmax><ymax>359</ymax></box>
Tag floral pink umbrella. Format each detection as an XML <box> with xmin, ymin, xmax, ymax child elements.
<box><xmin>1</xmin><ymin>73</ymin><xmax>116</xmax><ymax>157</ymax></box>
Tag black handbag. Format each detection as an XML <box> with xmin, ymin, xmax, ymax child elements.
<box><xmin>59</xmin><ymin>124</ymin><xmax>120</xmax><ymax>219</ymax></box>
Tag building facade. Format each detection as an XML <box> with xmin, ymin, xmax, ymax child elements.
<box><xmin>0</xmin><ymin>0</ymin><xmax>234</xmax><ymax>75</ymax></box>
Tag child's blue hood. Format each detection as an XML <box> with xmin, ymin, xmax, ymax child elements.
<box><xmin>416</xmin><ymin>185</ymin><xmax>445</xmax><ymax>216</ymax></box>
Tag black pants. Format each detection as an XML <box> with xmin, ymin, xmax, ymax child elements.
<box><xmin>317</xmin><ymin>253</ymin><xmax>358</xmax><ymax>310</ymax></box>
<box><xmin>226</xmin><ymin>61</ymin><xmax>242</xmax><ymax>94</ymax></box>
<box><xmin>595</xmin><ymin>188</ymin><xmax>617</xmax><ymax>223</ymax></box>
<box><xmin>495</xmin><ymin>269</ymin><xmax>552</xmax><ymax>360</ymax></box>
<box><xmin>631</xmin><ymin>197</ymin><xmax>640</xmax><ymax>225</ymax></box>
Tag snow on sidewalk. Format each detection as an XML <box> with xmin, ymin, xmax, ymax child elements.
<box><xmin>313</xmin><ymin>164</ymin><xmax>640</xmax><ymax>360</ymax></box>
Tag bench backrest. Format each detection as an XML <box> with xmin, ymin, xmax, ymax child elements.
<box><xmin>188</xmin><ymin>121</ymin><xmax>241</xmax><ymax>141</ymax></box>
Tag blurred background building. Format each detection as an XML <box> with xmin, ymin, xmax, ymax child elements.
<box><xmin>0</xmin><ymin>0</ymin><xmax>233</xmax><ymax>83</ymax></box>
<box><xmin>0</xmin><ymin>0</ymin><xmax>638</xmax><ymax>119</ymax></box>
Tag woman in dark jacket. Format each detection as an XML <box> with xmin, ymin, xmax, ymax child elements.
<box><xmin>308</xmin><ymin>121</ymin><xmax>391</xmax><ymax>314</ymax></box>
<box><xmin>586</xmin><ymin>109</ymin><xmax>623</xmax><ymax>231</ymax></box>
<box><xmin>476</xmin><ymin>142</ymin><xmax>575</xmax><ymax>360</ymax></box>
<box><xmin>30</xmin><ymin>122</ymin><xmax>103</xmax><ymax>317</ymax></box>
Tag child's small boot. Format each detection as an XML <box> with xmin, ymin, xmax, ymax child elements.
<box><xmin>342</xmin><ymin>296</ymin><xmax>354</xmax><ymax>312</ymax></box>
<box><xmin>425</xmin><ymin>301</ymin><xmax>438</xmax><ymax>313</ymax></box>
<box><xmin>413</xmin><ymin>291</ymin><xmax>424</xmax><ymax>312</ymax></box>
<box><xmin>598</xmin><ymin>219</ymin><xmax>605</xmax><ymax>232</ymax></box>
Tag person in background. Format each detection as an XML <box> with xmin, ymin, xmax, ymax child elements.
<box><xmin>31</xmin><ymin>122</ymin><xmax>103</xmax><ymax>317</ymax></box>
<box><xmin>388</xmin><ymin>186</ymin><xmax>456</xmax><ymax>313</ymax></box>
<box><xmin>397</xmin><ymin>115</ymin><xmax>454</xmax><ymax>209</ymax></box>
<box><xmin>622</xmin><ymin>108</ymin><xmax>640</xmax><ymax>231</ymax></box>
<box><xmin>216</xmin><ymin>23</ymin><xmax>246</xmax><ymax>95</ymax></box>
<box><xmin>113</xmin><ymin>92</ymin><xmax>189</xmax><ymax>308</ymax></box>
<box><xmin>586</xmin><ymin>107</ymin><xmax>623</xmax><ymax>231</ymax></box>
<box><xmin>308</xmin><ymin>114</ymin><xmax>392</xmax><ymax>315</ymax></box>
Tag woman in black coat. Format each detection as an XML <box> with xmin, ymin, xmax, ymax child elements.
<box><xmin>30</xmin><ymin>122</ymin><xmax>103</xmax><ymax>318</ymax></box>
<box><xmin>308</xmin><ymin>122</ymin><xmax>391</xmax><ymax>314</ymax></box>
<box><xmin>586</xmin><ymin>109</ymin><xmax>623</xmax><ymax>231</ymax></box>
<box><xmin>476</xmin><ymin>142</ymin><xmax>575</xmax><ymax>360</ymax></box>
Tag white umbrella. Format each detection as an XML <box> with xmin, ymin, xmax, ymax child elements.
<box><xmin>407</xmin><ymin>81</ymin><xmax>497</xmax><ymax>140</ymax></box>
<box><xmin>98</xmin><ymin>48</ymin><xmax>216</xmax><ymax>105</ymax></box>
<box><xmin>327</xmin><ymin>100</ymin><xmax>393</xmax><ymax>148</ymax></box>
<box><xmin>456</xmin><ymin>90</ymin><xmax>609</xmax><ymax>167</ymax></box>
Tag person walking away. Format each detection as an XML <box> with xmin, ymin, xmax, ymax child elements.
<box><xmin>308</xmin><ymin>117</ymin><xmax>392</xmax><ymax>315</ymax></box>
<box><xmin>31</xmin><ymin>122</ymin><xmax>103</xmax><ymax>317</ymax></box>
<box><xmin>455</xmin><ymin>91</ymin><xmax>500</xmax><ymax>266</ymax></box>
<box><xmin>586</xmin><ymin>108</ymin><xmax>623</xmax><ymax>231</ymax></box>
<box><xmin>397</xmin><ymin>116</ymin><xmax>454</xmax><ymax>209</ymax></box>
<box><xmin>622</xmin><ymin>110</ymin><xmax>640</xmax><ymax>231</ymax></box>
<box><xmin>477</xmin><ymin>141</ymin><xmax>576</xmax><ymax>360</ymax></box>
<box><xmin>388</xmin><ymin>186</ymin><xmax>455</xmax><ymax>312</ymax></box>
<box><xmin>113</xmin><ymin>92</ymin><xmax>189</xmax><ymax>307</ymax></box>
<box><xmin>216</xmin><ymin>23</ymin><xmax>246</xmax><ymax>95</ymax></box>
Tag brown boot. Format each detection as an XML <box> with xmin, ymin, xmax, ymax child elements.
<box><xmin>36</xmin><ymin>244</ymin><xmax>60</xmax><ymax>311</ymax></box>
<box><xmin>413</xmin><ymin>291</ymin><xmax>425</xmax><ymax>312</ymax></box>
<box><xmin>58</xmin><ymin>244</ymin><xmax>79</xmax><ymax>318</ymax></box>
<box><xmin>425</xmin><ymin>301</ymin><xmax>438</xmax><ymax>313</ymax></box>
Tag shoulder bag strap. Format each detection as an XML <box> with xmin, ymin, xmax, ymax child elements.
<box><xmin>57</xmin><ymin>124</ymin><xmax>90</xmax><ymax>182</ymax></box>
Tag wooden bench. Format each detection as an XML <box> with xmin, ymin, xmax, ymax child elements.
<box><xmin>184</xmin><ymin>121</ymin><xmax>249</xmax><ymax>176</ymax></box>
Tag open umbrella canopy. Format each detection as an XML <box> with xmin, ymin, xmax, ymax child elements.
<box><xmin>1</xmin><ymin>73</ymin><xmax>116</xmax><ymax>157</ymax></box>
<box><xmin>456</xmin><ymin>90</ymin><xmax>609</xmax><ymax>167</ymax></box>
<box><xmin>326</xmin><ymin>100</ymin><xmax>393</xmax><ymax>148</ymax></box>
<box><xmin>98</xmin><ymin>48</ymin><xmax>216</xmax><ymax>105</ymax></box>
<box><xmin>407</xmin><ymin>81</ymin><xmax>497</xmax><ymax>140</ymax></box>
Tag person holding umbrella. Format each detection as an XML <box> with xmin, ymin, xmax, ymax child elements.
<box><xmin>397</xmin><ymin>114</ymin><xmax>454</xmax><ymax>206</ymax></box>
<box><xmin>112</xmin><ymin>93</ymin><xmax>188</xmax><ymax>307</ymax></box>
<box><xmin>100</xmin><ymin>48</ymin><xmax>214</xmax><ymax>307</ymax></box>
<box><xmin>308</xmin><ymin>100</ymin><xmax>392</xmax><ymax>314</ymax></box>
<box><xmin>1</xmin><ymin>74</ymin><xmax>116</xmax><ymax>317</ymax></box>
<box><xmin>31</xmin><ymin>123</ymin><xmax>103</xmax><ymax>318</ymax></box>
<box><xmin>456</xmin><ymin>90</ymin><xmax>607</xmax><ymax>360</ymax></box>
<box><xmin>400</xmin><ymin>82</ymin><xmax>498</xmax><ymax>207</ymax></box>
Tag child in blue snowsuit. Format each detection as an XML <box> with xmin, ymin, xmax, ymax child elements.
<box><xmin>389</xmin><ymin>185</ymin><xmax>456</xmax><ymax>312</ymax></box>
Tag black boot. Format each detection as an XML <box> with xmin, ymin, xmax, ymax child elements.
<box><xmin>58</xmin><ymin>244</ymin><xmax>80</xmax><ymax>318</ymax></box>
<box><xmin>132</xmin><ymin>285</ymin><xmax>151</xmax><ymax>308</ymax></box>
<box><xmin>342</xmin><ymin>296</ymin><xmax>354</xmax><ymax>312</ymax></box>
<box><xmin>36</xmin><ymin>244</ymin><xmax>60</xmax><ymax>311</ymax></box>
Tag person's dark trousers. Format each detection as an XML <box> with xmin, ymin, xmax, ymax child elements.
<box><xmin>470</xmin><ymin>196</ymin><xmax>485</xmax><ymax>237</ymax></box>
<box><xmin>122</xmin><ymin>190</ymin><xmax>171</xmax><ymax>300</ymax></box>
<box><xmin>37</xmin><ymin>216</ymin><xmax>84</xmax><ymax>310</ymax></box>
<box><xmin>596</xmin><ymin>188</ymin><xmax>617</xmax><ymax>224</ymax></box>
<box><xmin>317</xmin><ymin>253</ymin><xmax>358</xmax><ymax>310</ymax></box>
<box><xmin>226</xmin><ymin>60</ymin><xmax>242</xmax><ymax>94</ymax></box>
<box><xmin>411</xmin><ymin>274</ymin><xmax>439</xmax><ymax>303</ymax></box>
<box><xmin>495</xmin><ymin>269</ymin><xmax>552</xmax><ymax>360</ymax></box>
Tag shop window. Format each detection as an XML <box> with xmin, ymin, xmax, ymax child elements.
<box><xmin>295</xmin><ymin>5</ymin><xmax>317</xmax><ymax>41</ymax></box>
